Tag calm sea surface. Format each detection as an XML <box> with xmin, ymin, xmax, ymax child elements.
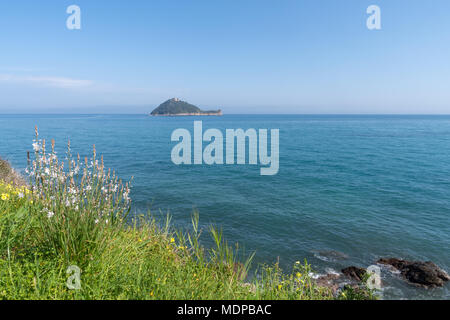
<box><xmin>0</xmin><ymin>114</ymin><xmax>449</xmax><ymax>299</ymax></box>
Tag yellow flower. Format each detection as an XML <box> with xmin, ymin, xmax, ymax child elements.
<box><xmin>170</xmin><ymin>237</ymin><xmax>175</xmax><ymax>243</ymax></box>
<box><xmin>277</xmin><ymin>284</ymin><xmax>283</xmax><ymax>290</ymax></box>
<box><xmin>150</xmin><ymin>291</ymin><xmax>154</xmax><ymax>296</ymax></box>
<box><xmin>296</xmin><ymin>272</ymin><xmax>302</xmax><ymax>278</ymax></box>
<box><xmin>1</xmin><ymin>193</ymin><xmax>10</xmax><ymax>201</ymax></box>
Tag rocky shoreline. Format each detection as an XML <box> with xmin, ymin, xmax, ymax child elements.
<box><xmin>313</xmin><ymin>255</ymin><xmax>449</xmax><ymax>295</ymax></box>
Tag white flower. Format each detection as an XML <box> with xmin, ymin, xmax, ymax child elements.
<box><xmin>18</xmin><ymin>192</ymin><xmax>24</xmax><ymax>199</ymax></box>
<box><xmin>95</xmin><ymin>219</ymin><xmax>99</xmax><ymax>224</ymax></box>
<box><xmin>32</xmin><ymin>142</ymin><xmax>40</xmax><ymax>152</ymax></box>
<box><xmin>47</xmin><ymin>211</ymin><xmax>55</xmax><ymax>218</ymax></box>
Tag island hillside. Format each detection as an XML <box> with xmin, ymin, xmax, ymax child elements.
<box><xmin>150</xmin><ymin>98</ymin><xmax>222</xmax><ymax>116</ymax></box>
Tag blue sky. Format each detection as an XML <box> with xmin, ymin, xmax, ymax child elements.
<box><xmin>0</xmin><ymin>0</ymin><xmax>449</xmax><ymax>114</ymax></box>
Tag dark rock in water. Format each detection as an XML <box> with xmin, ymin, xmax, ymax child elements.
<box><xmin>378</xmin><ymin>258</ymin><xmax>450</xmax><ymax>288</ymax></box>
<box><xmin>341</xmin><ymin>266</ymin><xmax>367</xmax><ymax>282</ymax></box>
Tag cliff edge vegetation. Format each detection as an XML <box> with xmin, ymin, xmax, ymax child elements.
<box><xmin>0</xmin><ymin>157</ymin><xmax>26</xmax><ymax>187</ymax></box>
<box><xmin>0</xmin><ymin>130</ymin><xmax>373</xmax><ymax>300</ymax></box>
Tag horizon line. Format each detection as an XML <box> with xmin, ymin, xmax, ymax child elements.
<box><xmin>1</xmin><ymin>113</ymin><xmax>450</xmax><ymax>116</ymax></box>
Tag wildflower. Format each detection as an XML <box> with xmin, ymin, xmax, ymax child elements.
<box><xmin>47</xmin><ymin>211</ymin><xmax>55</xmax><ymax>218</ymax></box>
<box><xmin>295</xmin><ymin>261</ymin><xmax>300</xmax><ymax>264</ymax></box>
<box><xmin>296</xmin><ymin>272</ymin><xmax>302</xmax><ymax>278</ymax></box>
<box><xmin>150</xmin><ymin>291</ymin><xmax>154</xmax><ymax>296</ymax></box>
<box><xmin>95</xmin><ymin>219</ymin><xmax>99</xmax><ymax>224</ymax></box>
<box><xmin>32</xmin><ymin>142</ymin><xmax>40</xmax><ymax>152</ymax></box>
<box><xmin>277</xmin><ymin>284</ymin><xmax>283</xmax><ymax>290</ymax></box>
<box><xmin>1</xmin><ymin>193</ymin><xmax>10</xmax><ymax>201</ymax></box>
<box><xmin>18</xmin><ymin>192</ymin><xmax>24</xmax><ymax>199</ymax></box>
<box><xmin>170</xmin><ymin>238</ymin><xmax>175</xmax><ymax>243</ymax></box>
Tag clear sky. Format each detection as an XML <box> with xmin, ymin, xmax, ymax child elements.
<box><xmin>0</xmin><ymin>0</ymin><xmax>449</xmax><ymax>114</ymax></box>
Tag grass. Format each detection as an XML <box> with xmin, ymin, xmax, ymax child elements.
<box><xmin>0</xmin><ymin>129</ymin><xmax>375</xmax><ymax>300</ymax></box>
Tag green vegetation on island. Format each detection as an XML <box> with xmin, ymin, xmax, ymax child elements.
<box><xmin>150</xmin><ymin>98</ymin><xmax>222</xmax><ymax>116</ymax></box>
<box><xmin>0</xmin><ymin>130</ymin><xmax>374</xmax><ymax>300</ymax></box>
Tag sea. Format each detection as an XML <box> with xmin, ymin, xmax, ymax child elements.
<box><xmin>0</xmin><ymin>114</ymin><xmax>449</xmax><ymax>300</ymax></box>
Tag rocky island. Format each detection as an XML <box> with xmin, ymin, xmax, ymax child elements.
<box><xmin>150</xmin><ymin>98</ymin><xmax>222</xmax><ymax>116</ymax></box>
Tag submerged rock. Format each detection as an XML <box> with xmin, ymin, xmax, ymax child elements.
<box><xmin>315</xmin><ymin>250</ymin><xmax>349</xmax><ymax>261</ymax></box>
<box><xmin>341</xmin><ymin>266</ymin><xmax>367</xmax><ymax>282</ymax></box>
<box><xmin>378</xmin><ymin>258</ymin><xmax>450</xmax><ymax>288</ymax></box>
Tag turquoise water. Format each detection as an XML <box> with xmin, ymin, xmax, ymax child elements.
<box><xmin>0</xmin><ymin>114</ymin><xmax>449</xmax><ymax>299</ymax></box>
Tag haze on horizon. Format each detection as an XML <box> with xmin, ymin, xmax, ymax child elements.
<box><xmin>0</xmin><ymin>0</ymin><xmax>449</xmax><ymax>114</ymax></box>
